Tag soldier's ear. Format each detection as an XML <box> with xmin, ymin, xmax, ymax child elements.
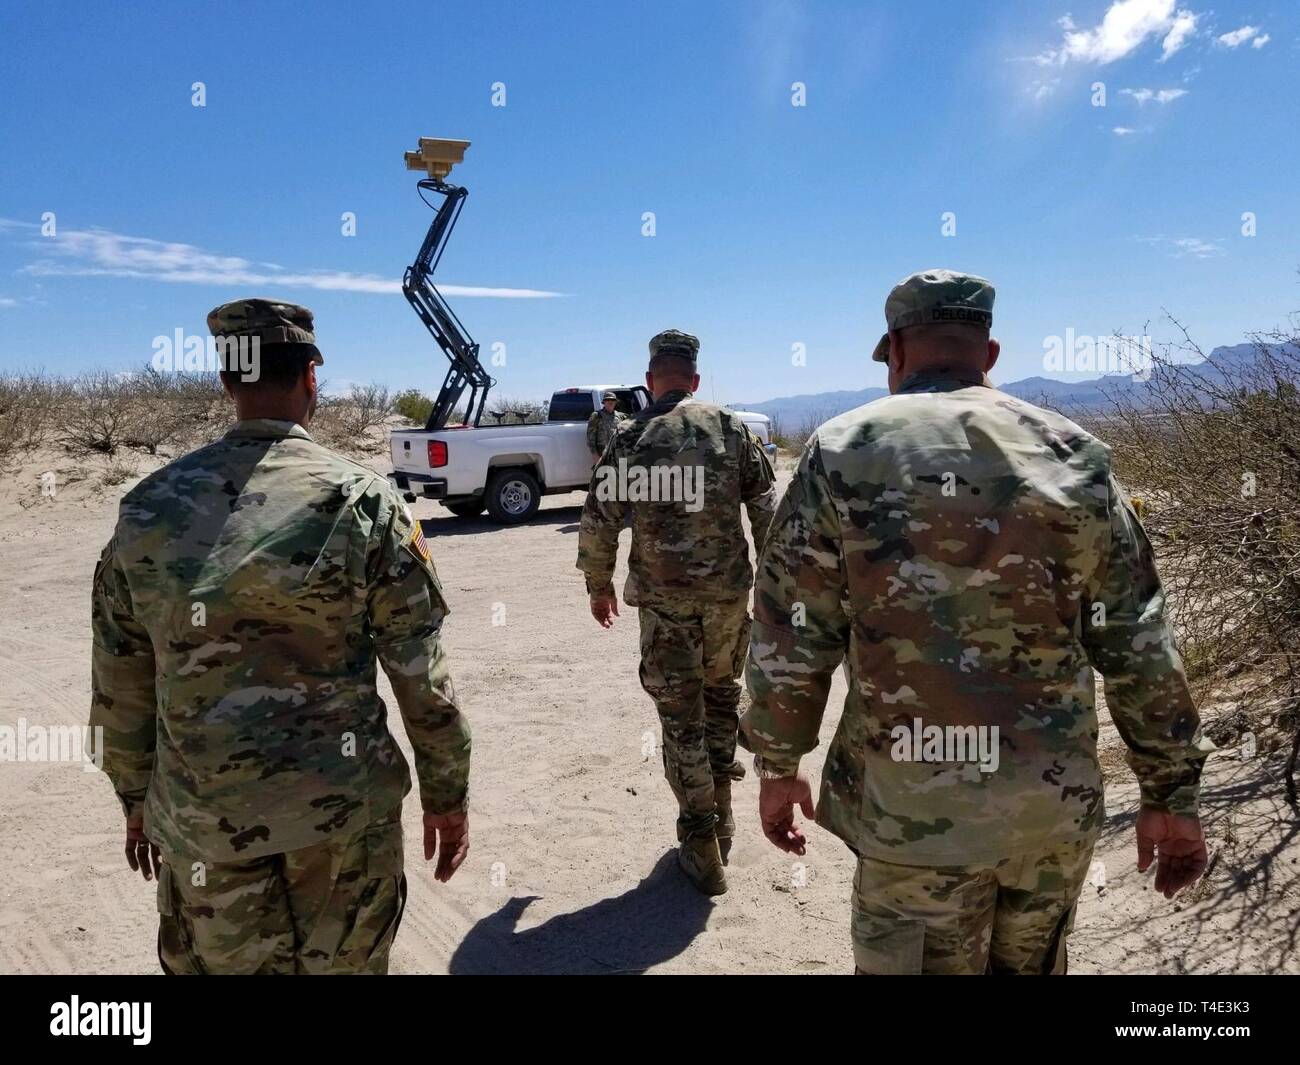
<box><xmin>645</xmin><ymin>370</ymin><xmax>655</xmax><ymax>393</ymax></box>
<box><xmin>985</xmin><ymin>337</ymin><xmax>1000</xmax><ymax>373</ymax></box>
<box><xmin>690</xmin><ymin>372</ymin><xmax>701</xmax><ymax>392</ymax></box>
<box><xmin>888</xmin><ymin>330</ymin><xmax>906</xmax><ymax>374</ymax></box>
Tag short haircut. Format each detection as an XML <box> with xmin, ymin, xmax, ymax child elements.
<box><xmin>899</xmin><ymin>324</ymin><xmax>989</xmax><ymax>360</ymax></box>
<box><xmin>219</xmin><ymin>342</ymin><xmax>318</xmax><ymax>392</ymax></box>
<box><xmin>648</xmin><ymin>353</ymin><xmax>696</xmax><ymax>379</ymax></box>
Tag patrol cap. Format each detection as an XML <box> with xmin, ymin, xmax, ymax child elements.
<box><xmin>206</xmin><ymin>298</ymin><xmax>324</xmax><ymax>366</ymax></box>
<box><xmin>648</xmin><ymin>329</ymin><xmax>700</xmax><ymax>367</ymax></box>
<box><xmin>871</xmin><ymin>269</ymin><xmax>994</xmax><ymax>362</ymax></box>
<box><xmin>601</xmin><ymin>391</ymin><xmax>617</xmax><ymax>402</ymax></box>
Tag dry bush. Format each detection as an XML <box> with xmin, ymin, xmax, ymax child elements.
<box><xmin>0</xmin><ymin>372</ymin><xmax>63</xmax><ymax>469</ymax></box>
<box><xmin>313</xmin><ymin>382</ymin><xmax>394</xmax><ymax>454</ymax></box>
<box><xmin>165</xmin><ymin>371</ymin><xmax>231</xmax><ymax>449</ymax></box>
<box><xmin>120</xmin><ymin>367</ymin><xmax>230</xmax><ymax>454</ymax></box>
<box><xmin>336</xmin><ymin>383</ymin><xmax>395</xmax><ymax>437</ymax></box>
<box><xmin>99</xmin><ymin>455</ymin><xmax>140</xmax><ymax>488</ymax></box>
<box><xmin>796</xmin><ymin>407</ymin><xmax>841</xmax><ymax>446</ymax></box>
<box><xmin>52</xmin><ymin>368</ymin><xmax>229</xmax><ymax>457</ymax></box>
<box><xmin>1083</xmin><ymin>323</ymin><xmax>1300</xmax><ymax>799</ymax></box>
<box><xmin>55</xmin><ymin>371</ymin><xmax>134</xmax><ymax>455</ymax></box>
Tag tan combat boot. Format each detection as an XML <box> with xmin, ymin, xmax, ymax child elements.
<box><xmin>714</xmin><ymin>779</ymin><xmax>735</xmax><ymax>865</ymax></box>
<box><xmin>678</xmin><ymin>833</ymin><xmax>728</xmax><ymax>896</ymax></box>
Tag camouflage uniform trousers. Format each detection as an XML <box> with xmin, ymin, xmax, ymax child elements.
<box><xmin>850</xmin><ymin>836</ymin><xmax>1095</xmax><ymax>975</ymax></box>
<box><xmin>637</xmin><ymin>594</ymin><xmax>750</xmax><ymax>841</ymax></box>
<box><xmin>156</xmin><ymin>812</ymin><xmax>407</xmax><ymax>975</ymax></box>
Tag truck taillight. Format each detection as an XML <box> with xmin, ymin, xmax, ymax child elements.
<box><xmin>427</xmin><ymin>441</ymin><xmax>448</xmax><ymax>468</ymax></box>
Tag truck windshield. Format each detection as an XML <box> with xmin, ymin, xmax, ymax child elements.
<box><xmin>548</xmin><ymin>392</ymin><xmax>595</xmax><ymax>422</ymax></box>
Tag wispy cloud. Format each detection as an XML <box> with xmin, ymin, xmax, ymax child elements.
<box><xmin>0</xmin><ymin>219</ymin><xmax>562</xmax><ymax>299</ymax></box>
<box><xmin>1113</xmin><ymin>126</ymin><xmax>1139</xmax><ymax>135</ymax></box>
<box><xmin>1120</xmin><ymin>87</ymin><xmax>1188</xmax><ymax>103</ymax></box>
<box><xmin>1159</xmin><ymin>9</ymin><xmax>1198</xmax><ymax>60</ymax></box>
<box><xmin>1035</xmin><ymin>1</ymin><xmax>1200</xmax><ymax>67</ymax></box>
<box><xmin>1140</xmin><ymin>234</ymin><xmax>1224</xmax><ymax>258</ymax></box>
<box><xmin>1216</xmin><ymin>25</ymin><xmax>1265</xmax><ymax>48</ymax></box>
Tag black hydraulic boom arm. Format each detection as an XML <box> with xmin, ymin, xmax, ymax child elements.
<box><xmin>402</xmin><ymin>178</ymin><xmax>495</xmax><ymax>429</ymax></box>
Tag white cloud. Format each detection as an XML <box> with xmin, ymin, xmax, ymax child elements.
<box><xmin>1172</xmin><ymin>237</ymin><xmax>1223</xmax><ymax>258</ymax></box>
<box><xmin>0</xmin><ymin>297</ymin><xmax>19</xmax><ymax>308</ymax></box>
<box><xmin>1036</xmin><ymin>0</ymin><xmax>1199</xmax><ymax>66</ymax></box>
<box><xmin>1251</xmin><ymin>33</ymin><xmax>1270</xmax><ymax>49</ymax></box>
<box><xmin>0</xmin><ymin>219</ymin><xmax>561</xmax><ymax>299</ymax></box>
<box><xmin>1120</xmin><ymin>87</ymin><xmax>1188</xmax><ymax>103</ymax></box>
<box><xmin>1140</xmin><ymin>235</ymin><xmax>1223</xmax><ymax>257</ymax></box>
<box><xmin>1032</xmin><ymin>77</ymin><xmax>1061</xmax><ymax>100</ymax></box>
<box><xmin>1160</xmin><ymin>10</ymin><xmax>1198</xmax><ymax>60</ymax></box>
<box><xmin>1113</xmin><ymin>126</ymin><xmax>1138</xmax><ymax>135</ymax></box>
<box><xmin>1216</xmin><ymin>25</ymin><xmax>1261</xmax><ymax>48</ymax></box>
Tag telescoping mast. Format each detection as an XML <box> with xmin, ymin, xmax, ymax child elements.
<box><xmin>401</xmin><ymin>137</ymin><xmax>495</xmax><ymax>430</ymax></box>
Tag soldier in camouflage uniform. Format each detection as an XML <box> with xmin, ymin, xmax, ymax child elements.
<box><xmin>586</xmin><ymin>390</ymin><xmax>627</xmax><ymax>464</ymax></box>
<box><xmin>90</xmin><ymin>298</ymin><xmax>472</xmax><ymax>974</ymax></box>
<box><xmin>741</xmin><ymin>270</ymin><xmax>1214</xmax><ymax>973</ymax></box>
<box><xmin>578</xmin><ymin>330</ymin><xmax>775</xmax><ymax>895</ymax></box>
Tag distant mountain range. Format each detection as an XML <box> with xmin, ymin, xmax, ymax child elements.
<box><xmin>733</xmin><ymin>343</ymin><xmax>1294</xmax><ymax>429</ymax></box>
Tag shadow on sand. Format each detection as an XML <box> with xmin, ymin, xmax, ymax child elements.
<box><xmin>448</xmin><ymin>851</ymin><xmax>713</xmax><ymax>974</ymax></box>
<box><xmin>419</xmin><ymin>504</ymin><xmax>584</xmax><ymax>539</ymax></box>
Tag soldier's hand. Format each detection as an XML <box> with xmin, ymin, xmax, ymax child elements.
<box><xmin>1135</xmin><ymin>808</ymin><xmax>1208</xmax><ymax>898</ymax></box>
<box><xmin>758</xmin><ymin>776</ymin><xmax>815</xmax><ymax>855</ymax></box>
<box><xmin>124</xmin><ymin>815</ymin><xmax>161</xmax><ymax>882</ymax></box>
<box><xmin>590</xmin><ymin>592</ymin><xmax>620</xmax><ymax>628</ymax></box>
<box><xmin>424</xmin><ymin>811</ymin><xmax>469</xmax><ymax>883</ymax></box>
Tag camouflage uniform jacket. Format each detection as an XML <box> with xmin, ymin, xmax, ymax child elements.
<box><xmin>741</xmin><ymin>372</ymin><xmax>1213</xmax><ymax>865</ymax></box>
<box><xmin>586</xmin><ymin>407</ymin><xmax>626</xmax><ymax>454</ymax></box>
<box><xmin>577</xmin><ymin>390</ymin><xmax>776</xmax><ymax>605</ymax></box>
<box><xmin>90</xmin><ymin>419</ymin><xmax>471</xmax><ymax>862</ymax></box>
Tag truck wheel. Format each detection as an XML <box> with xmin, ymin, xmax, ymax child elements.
<box><xmin>443</xmin><ymin>499</ymin><xmax>484</xmax><ymax>519</ymax></box>
<box><xmin>486</xmin><ymin>469</ymin><xmax>541</xmax><ymax>524</ymax></box>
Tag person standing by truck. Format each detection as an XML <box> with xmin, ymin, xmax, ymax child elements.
<box><xmin>587</xmin><ymin>390</ymin><xmax>627</xmax><ymax>465</ymax></box>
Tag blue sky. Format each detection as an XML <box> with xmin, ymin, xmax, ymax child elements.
<box><xmin>0</xmin><ymin>0</ymin><xmax>1295</xmax><ymax>405</ymax></box>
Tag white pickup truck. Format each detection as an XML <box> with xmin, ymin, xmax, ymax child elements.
<box><xmin>388</xmin><ymin>384</ymin><xmax>776</xmax><ymax>524</ymax></box>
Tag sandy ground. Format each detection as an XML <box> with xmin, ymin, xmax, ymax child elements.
<box><xmin>0</xmin><ymin>443</ymin><xmax>1296</xmax><ymax>975</ymax></box>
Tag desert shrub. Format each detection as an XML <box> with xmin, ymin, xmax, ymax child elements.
<box><xmin>99</xmin><ymin>455</ymin><xmax>139</xmax><ymax>488</ymax></box>
<box><xmin>0</xmin><ymin>372</ymin><xmax>62</xmax><ymax>468</ymax></box>
<box><xmin>55</xmin><ymin>371</ymin><xmax>135</xmax><ymax>455</ymax></box>
<box><xmin>333</xmin><ymin>383</ymin><xmax>394</xmax><ymax>437</ymax></box>
<box><xmin>119</xmin><ymin>366</ymin><xmax>229</xmax><ymax>454</ymax></box>
<box><xmin>794</xmin><ymin>407</ymin><xmax>841</xmax><ymax>448</ymax></box>
<box><xmin>312</xmin><ymin>382</ymin><xmax>393</xmax><ymax>455</ymax></box>
<box><xmin>51</xmin><ymin>368</ymin><xmax>229</xmax><ymax>458</ymax></box>
<box><xmin>1085</xmin><ymin>326</ymin><xmax>1300</xmax><ymax>798</ymax></box>
<box><xmin>394</xmin><ymin>389</ymin><xmax>434</xmax><ymax>426</ymax></box>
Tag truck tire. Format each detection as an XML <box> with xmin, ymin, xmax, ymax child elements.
<box><xmin>443</xmin><ymin>499</ymin><xmax>484</xmax><ymax>519</ymax></box>
<box><xmin>485</xmin><ymin>468</ymin><xmax>541</xmax><ymax>524</ymax></box>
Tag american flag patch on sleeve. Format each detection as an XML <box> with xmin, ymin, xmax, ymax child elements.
<box><xmin>408</xmin><ymin>522</ymin><xmax>432</xmax><ymax>563</ymax></box>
